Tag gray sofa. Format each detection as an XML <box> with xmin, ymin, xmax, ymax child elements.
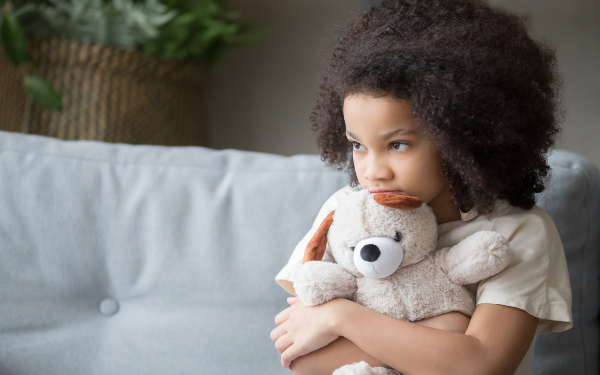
<box><xmin>0</xmin><ymin>130</ymin><xmax>598</xmax><ymax>375</ymax></box>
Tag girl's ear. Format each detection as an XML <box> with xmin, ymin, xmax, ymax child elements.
<box><xmin>302</xmin><ymin>210</ymin><xmax>335</xmax><ymax>264</ymax></box>
<box><xmin>374</xmin><ymin>193</ymin><xmax>422</xmax><ymax>210</ymax></box>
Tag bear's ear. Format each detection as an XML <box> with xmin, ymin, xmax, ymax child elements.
<box><xmin>374</xmin><ymin>193</ymin><xmax>422</xmax><ymax>209</ymax></box>
<box><xmin>302</xmin><ymin>210</ymin><xmax>335</xmax><ymax>264</ymax></box>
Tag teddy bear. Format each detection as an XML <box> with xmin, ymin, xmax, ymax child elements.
<box><xmin>293</xmin><ymin>189</ymin><xmax>511</xmax><ymax>375</ymax></box>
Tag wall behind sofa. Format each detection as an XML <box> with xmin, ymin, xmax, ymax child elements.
<box><xmin>207</xmin><ymin>0</ymin><xmax>600</xmax><ymax>169</ymax></box>
<box><xmin>206</xmin><ymin>0</ymin><xmax>361</xmax><ymax>157</ymax></box>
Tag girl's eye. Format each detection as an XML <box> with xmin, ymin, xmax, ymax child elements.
<box><xmin>352</xmin><ymin>141</ymin><xmax>365</xmax><ymax>151</ymax></box>
<box><xmin>391</xmin><ymin>142</ymin><xmax>408</xmax><ymax>152</ymax></box>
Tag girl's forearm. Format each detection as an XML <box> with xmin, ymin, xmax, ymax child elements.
<box><xmin>330</xmin><ymin>299</ymin><xmax>487</xmax><ymax>375</ymax></box>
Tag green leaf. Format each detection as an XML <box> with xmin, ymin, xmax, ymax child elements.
<box><xmin>170</xmin><ymin>13</ymin><xmax>197</xmax><ymax>27</ymax></box>
<box><xmin>24</xmin><ymin>76</ymin><xmax>63</xmax><ymax>111</ymax></box>
<box><xmin>1</xmin><ymin>13</ymin><xmax>28</xmax><ymax>66</ymax></box>
<box><xmin>222</xmin><ymin>10</ymin><xmax>240</xmax><ymax>21</ymax></box>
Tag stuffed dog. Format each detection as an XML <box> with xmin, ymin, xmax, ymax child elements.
<box><xmin>293</xmin><ymin>189</ymin><xmax>511</xmax><ymax>375</ymax></box>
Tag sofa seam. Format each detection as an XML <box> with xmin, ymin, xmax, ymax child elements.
<box><xmin>0</xmin><ymin>148</ymin><xmax>333</xmax><ymax>173</ymax></box>
<box><xmin>563</xmin><ymin>161</ymin><xmax>592</xmax><ymax>375</ymax></box>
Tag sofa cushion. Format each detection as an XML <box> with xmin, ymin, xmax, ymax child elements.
<box><xmin>0</xmin><ymin>130</ymin><xmax>597</xmax><ymax>375</ymax></box>
<box><xmin>532</xmin><ymin>150</ymin><xmax>600</xmax><ymax>375</ymax></box>
<box><xmin>0</xmin><ymin>131</ymin><xmax>347</xmax><ymax>374</ymax></box>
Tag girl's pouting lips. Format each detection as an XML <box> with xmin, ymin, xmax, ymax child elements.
<box><xmin>368</xmin><ymin>188</ymin><xmax>403</xmax><ymax>195</ymax></box>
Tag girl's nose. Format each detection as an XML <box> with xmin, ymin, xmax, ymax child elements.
<box><xmin>363</xmin><ymin>155</ymin><xmax>394</xmax><ymax>182</ymax></box>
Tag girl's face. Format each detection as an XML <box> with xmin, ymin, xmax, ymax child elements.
<box><xmin>343</xmin><ymin>94</ymin><xmax>458</xmax><ymax>222</ymax></box>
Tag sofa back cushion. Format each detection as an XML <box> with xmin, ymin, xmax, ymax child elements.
<box><xmin>533</xmin><ymin>150</ymin><xmax>599</xmax><ymax>375</ymax></box>
<box><xmin>0</xmin><ymin>130</ymin><xmax>597</xmax><ymax>375</ymax></box>
<box><xmin>0</xmin><ymin>131</ymin><xmax>347</xmax><ymax>374</ymax></box>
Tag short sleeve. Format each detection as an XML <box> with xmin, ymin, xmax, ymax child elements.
<box><xmin>274</xmin><ymin>185</ymin><xmax>358</xmax><ymax>295</ymax></box>
<box><xmin>471</xmin><ymin>206</ymin><xmax>573</xmax><ymax>334</ymax></box>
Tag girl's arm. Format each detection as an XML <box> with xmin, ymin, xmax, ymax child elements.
<box><xmin>289</xmin><ymin>302</ymin><xmax>472</xmax><ymax>374</ymax></box>
<box><xmin>280</xmin><ymin>298</ymin><xmax>538</xmax><ymax>375</ymax></box>
<box><xmin>276</xmin><ymin>297</ymin><xmax>471</xmax><ymax>373</ymax></box>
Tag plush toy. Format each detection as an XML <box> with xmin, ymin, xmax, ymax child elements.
<box><xmin>293</xmin><ymin>189</ymin><xmax>511</xmax><ymax>375</ymax></box>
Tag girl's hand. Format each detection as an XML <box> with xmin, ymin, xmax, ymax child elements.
<box><xmin>270</xmin><ymin>296</ymin><xmax>342</xmax><ymax>370</ymax></box>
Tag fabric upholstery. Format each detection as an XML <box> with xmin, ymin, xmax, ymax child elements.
<box><xmin>532</xmin><ymin>150</ymin><xmax>600</xmax><ymax>375</ymax></box>
<box><xmin>0</xmin><ymin>130</ymin><xmax>597</xmax><ymax>375</ymax></box>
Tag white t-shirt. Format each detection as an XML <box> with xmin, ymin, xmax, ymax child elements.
<box><xmin>275</xmin><ymin>185</ymin><xmax>573</xmax><ymax>375</ymax></box>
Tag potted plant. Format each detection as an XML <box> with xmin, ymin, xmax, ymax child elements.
<box><xmin>0</xmin><ymin>0</ymin><xmax>264</xmax><ymax>145</ymax></box>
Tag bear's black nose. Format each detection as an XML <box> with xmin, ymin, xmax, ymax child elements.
<box><xmin>360</xmin><ymin>244</ymin><xmax>380</xmax><ymax>262</ymax></box>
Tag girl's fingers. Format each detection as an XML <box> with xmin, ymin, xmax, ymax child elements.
<box><xmin>287</xmin><ymin>296</ymin><xmax>300</xmax><ymax>305</ymax></box>
<box><xmin>274</xmin><ymin>332</ymin><xmax>294</xmax><ymax>354</ymax></box>
<box><xmin>281</xmin><ymin>343</ymin><xmax>305</xmax><ymax>371</ymax></box>
<box><xmin>270</xmin><ymin>321</ymin><xmax>287</xmax><ymax>342</ymax></box>
<box><xmin>274</xmin><ymin>306</ymin><xmax>292</xmax><ymax>326</ymax></box>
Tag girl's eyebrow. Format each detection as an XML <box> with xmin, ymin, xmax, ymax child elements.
<box><xmin>346</xmin><ymin>129</ymin><xmax>417</xmax><ymax>140</ymax></box>
<box><xmin>345</xmin><ymin>130</ymin><xmax>358</xmax><ymax>140</ymax></box>
<box><xmin>379</xmin><ymin>129</ymin><xmax>417</xmax><ymax>140</ymax></box>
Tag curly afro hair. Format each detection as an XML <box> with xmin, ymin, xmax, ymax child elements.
<box><xmin>310</xmin><ymin>0</ymin><xmax>563</xmax><ymax>217</ymax></box>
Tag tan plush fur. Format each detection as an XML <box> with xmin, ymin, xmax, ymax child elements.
<box><xmin>293</xmin><ymin>189</ymin><xmax>511</xmax><ymax>375</ymax></box>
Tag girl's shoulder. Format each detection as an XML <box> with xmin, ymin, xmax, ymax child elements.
<box><xmin>453</xmin><ymin>200</ymin><xmax>573</xmax><ymax>334</ymax></box>
<box><xmin>328</xmin><ymin>184</ymin><xmax>362</xmax><ymax>201</ymax></box>
<box><xmin>484</xmin><ymin>200</ymin><xmax>560</xmax><ymax>248</ymax></box>
<box><xmin>439</xmin><ymin>199</ymin><xmax>559</xmax><ymax>246</ymax></box>
<box><xmin>274</xmin><ymin>184</ymin><xmax>360</xmax><ymax>295</ymax></box>
<box><xmin>319</xmin><ymin>184</ymin><xmax>362</xmax><ymax>212</ymax></box>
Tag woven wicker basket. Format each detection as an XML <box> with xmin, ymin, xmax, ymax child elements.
<box><xmin>0</xmin><ymin>36</ymin><xmax>209</xmax><ymax>146</ymax></box>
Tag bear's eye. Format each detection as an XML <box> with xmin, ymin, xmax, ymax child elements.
<box><xmin>393</xmin><ymin>231</ymin><xmax>402</xmax><ymax>242</ymax></box>
<box><xmin>350</xmin><ymin>246</ymin><xmax>355</xmax><ymax>251</ymax></box>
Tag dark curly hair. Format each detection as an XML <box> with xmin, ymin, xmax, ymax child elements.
<box><xmin>310</xmin><ymin>0</ymin><xmax>563</xmax><ymax>218</ymax></box>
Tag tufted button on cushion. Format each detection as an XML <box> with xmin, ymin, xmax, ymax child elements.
<box><xmin>99</xmin><ymin>298</ymin><xmax>119</xmax><ymax>316</ymax></box>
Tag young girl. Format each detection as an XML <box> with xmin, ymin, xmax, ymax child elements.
<box><xmin>270</xmin><ymin>0</ymin><xmax>572</xmax><ymax>374</ymax></box>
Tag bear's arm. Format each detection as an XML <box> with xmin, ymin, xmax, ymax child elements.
<box><xmin>428</xmin><ymin>231</ymin><xmax>511</xmax><ymax>285</ymax></box>
<box><xmin>293</xmin><ymin>261</ymin><xmax>358</xmax><ymax>307</ymax></box>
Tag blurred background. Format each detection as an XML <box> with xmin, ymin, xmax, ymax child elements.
<box><xmin>1</xmin><ymin>0</ymin><xmax>598</xmax><ymax>167</ymax></box>
<box><xmin>208</xmin><ymin>0</ymin><xmax>600</xmax><ymax>167</ymax></box>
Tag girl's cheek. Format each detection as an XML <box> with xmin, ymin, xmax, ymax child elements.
<box><xmin>353</xmin><ymin>162</ymin><xmax>365</xmax><ymax>183</ymax></box>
